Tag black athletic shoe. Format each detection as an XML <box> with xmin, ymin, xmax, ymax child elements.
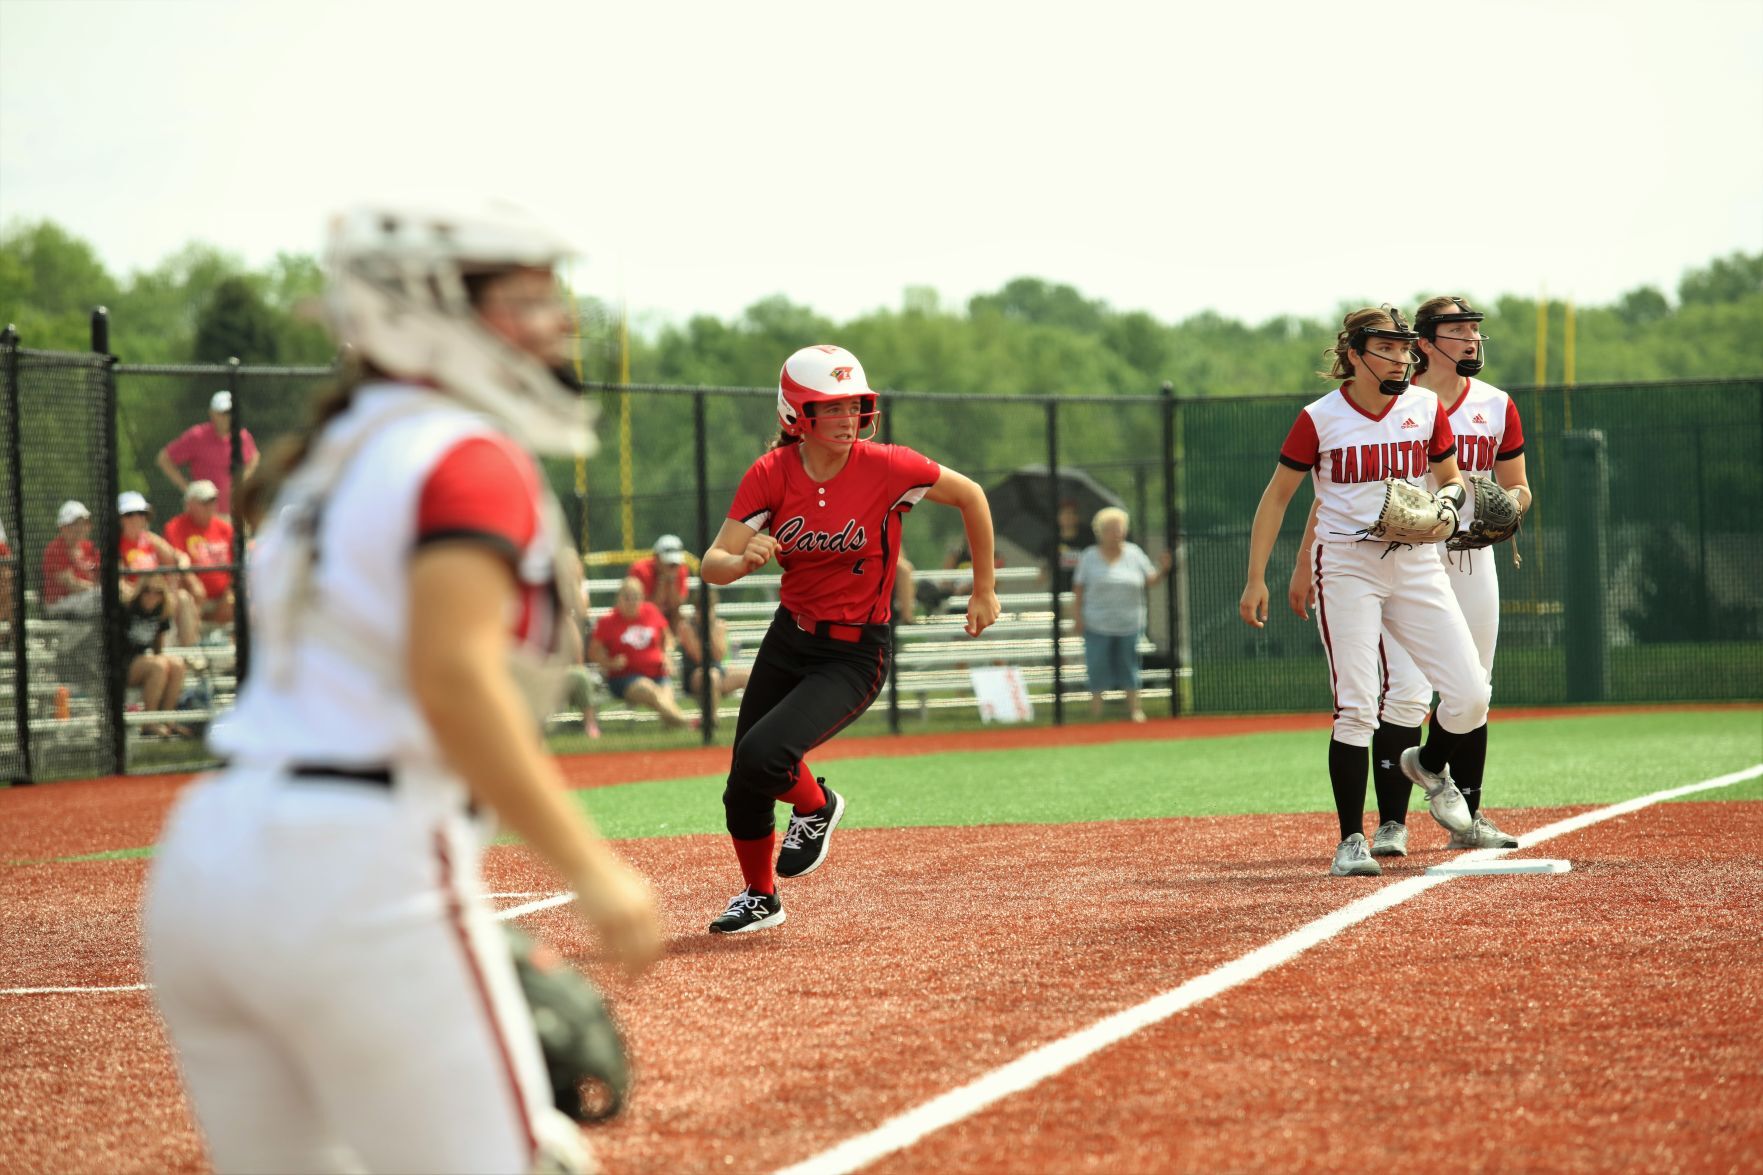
<box><xmin>708</xmin><ymin>888</ymin><xmax>785</xmax><ymax>934</ymax></box>
<box><xmin>776</xmin><ymin>781</ymin><xmax>845</xmax><ymax>879</ymax></box>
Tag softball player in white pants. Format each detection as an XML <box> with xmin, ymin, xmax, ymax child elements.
<box><xmin>1374</xmin><ymin>297</ymin><xmax>1532</xmax><ymax>853</ymax></box>
<box><xmin>1243</xmin><ymin>306</ymin><xmax>1488</xmax><ymax>878</ymax></box>
<box><xmin>143</xmin><ymin>206</ymin><xmax>660</xmax><ymax>1174</ymax></box>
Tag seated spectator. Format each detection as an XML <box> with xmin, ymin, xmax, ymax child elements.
<box><xmin>589</xmin><ymin>576</ymin><xmax>691</xmax><ymax>729</ymax></box>
<box><xmin>42</xmin><ymin>500</ymin><xmax>101</xmax><ymax>618</ymax></box>
<box><xmin>163</xmin><ymin>480</ymin><xmax>236</xmax><ymax>627</ymax></box>
<box><xmin>676</xmin><ymin>588</ymin><xmax>750</xmax><ymax>703</ymax></box>
<box><xmin>117</xmin><ymin>491</ymin><xmax>201</xmax><ymax>647</ymax></box>
<box><xmin>0</xmin><ymin>518</ymin><xmax>12</xmax><ymax>636</ymax></box>
<box><xmin>157</xmin><ymin>390</ymin><xmax>259</xmax><ymax>519</ymax></box>
<box><xmin>119</xmin><ymin>572</ymin><xmax>190</xmax><ymax>738</ymax></box>
<box><xmin>629</xmin><ymin>533</ymin><xmax>691</xmax><ymax>623</ymax></box>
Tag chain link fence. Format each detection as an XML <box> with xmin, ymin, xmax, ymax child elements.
<box><xmin>2</xmin><ymin>320</ymin><xmax>1758</xmax><ymax>782</ymax></box>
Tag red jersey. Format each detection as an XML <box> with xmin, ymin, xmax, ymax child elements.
<box><xmin>41</xmin><ymin>536</ymin><xmax>99</xmax><ymax>604</ymax></box>
<box><xmin>118</xmin><ymin>532</ymin><xmax>161</xmax><ymax>578</ymax></box>
<box><xmin>165</xmin><ymin>512</ymin><xmax>236</xmax><ymax>599</ymax></box>
<box><xmin>728</xmin><ymin>440</ymin><xmax>940</xmax><ymax>625</ymax></box>
<box><xmin>592</xmin><ymin>602</ymin><xmax>670</xmax><ymax>678</ymax></box>
<box><xmin>629</xmin><ymin>555</ymin><xmax>689</xmax><ymax>601</ymax></box>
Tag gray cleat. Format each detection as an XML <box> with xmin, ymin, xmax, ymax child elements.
<box><xmin>1448</xmin><ymin>813</ymin><xmax>1521</xmax><ymax>850</ymax></box>
<box><xmin>1331</xmin><ymin>832</ymin><xmax>1383</xmax><ymax>877</ymax></box>
<box><xmin>1370</xmin><ymin>820</ymin><xmax>1409</xmax><ymax>857</ymax></box>
<box><xmin>1400</xmin><ymin>746</ymin><xmax>1473</xmax><ymax>834</ymax></box>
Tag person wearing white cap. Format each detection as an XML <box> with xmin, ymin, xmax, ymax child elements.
<box><xmin>629</xmin><ymin>533</ymin><xmax>690</xmax><ymax>624</ymax></box>
<box><xmin>118</xmin><ymin>490</ymin><xmax>202</xmax><ymax>646</ymax></box>
<box><xmin>165</xmin><ymin>480</ymin><xmax>236</xmax><ymax>626</ymax></box>
<box><xmin>156</xmin><ymin>389</ymin><xmax>260</xmax><ymax>517</ymax></box>
<box><xmin>41</xmin><ymin>500</ymin><xmax>101</xmax><ymax>618</ymax></box>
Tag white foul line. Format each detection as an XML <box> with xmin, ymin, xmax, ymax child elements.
<box><xmin>0</xmin><ymin>889</ymin><xmax>579</xmax><ymax>997</ymax></box>
<box><xmin>774</xmin><ymin>762</ymin><xmax>1763</xmax><ymax>1175</ymax></box>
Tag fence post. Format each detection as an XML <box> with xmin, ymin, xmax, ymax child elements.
<box><xmin>94</xmin><ymin>309</ymin><xmax>125</xmax><ymax>775</ymax></box>
<box><xmin>229</xmin><ymin>357</ymin><xmax>250</xmax><ymax>686</ymax></box>
<box><xmin>1562</xmin><ymin>429</ymin><xmax>1609</xmax><ymax>701</ymax></box>
<box><xmin>1046</xmin><ymin>400</ymin><xmax>1063</xmax><ymax>725</ymax></box>
<box><xmin>882</xmin><ymin>403</ymin><xmax>900</xmax><ymax>734</ymax></box>
<box><xmin>3</xmin><ymin>325</ymin><xmax>31</xmax><ymax>784</ymax></box>
<box><xmin>1160</xmin><ymin>381</ymin><xmax>1182</xmax><ymax>718</ymax></box>
<box><xmin>692</xmin><ymin>389</ymin><xmax>713</xmax><ymax>743</ymax></box>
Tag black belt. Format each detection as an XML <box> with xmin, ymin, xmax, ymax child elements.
<box><xmin>786</xmin><ymin>607</ymin><xmax>886</xmax><ymax>644</ymax></box>
<box><xmin>288</xmin><ymin>764</ymin><xmax>394</xmax><ymax>787</ymax></box>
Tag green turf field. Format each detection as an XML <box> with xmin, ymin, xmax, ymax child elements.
<box><xmin>572</xmin><ymin>710</ymin><xmax>1763</xmax><ymax>840</ymax></box>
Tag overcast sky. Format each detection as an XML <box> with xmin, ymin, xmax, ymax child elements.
<box><xmin>3</xmin><ymin>0</ymin><xmax>1760</xmax><ymax>330</ymax></box>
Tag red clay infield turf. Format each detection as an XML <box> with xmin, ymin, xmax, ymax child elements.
<box><xmin>3</xmin><ymin>795</ymin><xmax>1759</xmax><ymax>1173</ymax></box>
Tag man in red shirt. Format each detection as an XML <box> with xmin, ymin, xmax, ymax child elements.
<box><xmin>157</xmin><ymin>390</ymin><xmax>260</xmax><ymax>517</ymax></box>
<box><xmin>588</xmin><ymin>577</ymin><xmax>691</xmax><ymax>729</ymax></box>
<box><xmin>628</xmin><ymin>533</ymin><xmax>690</xmax><ymax>623</ymax></box>
<box><xmin>163</xmin><ymin>480</ymin><xmax>236</xmax><ymax>626</ymax></box>
<box><xmin>41</xmin><ymin>500</ymin><xmax>101</xmax><ymax>618</ymax></box>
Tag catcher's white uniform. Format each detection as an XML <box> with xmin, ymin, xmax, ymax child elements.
<box><xmin>143</xmin><ymin>384</ymin><xmax>584</xmax><ymax>1174</ymax></box>
<box><xmin>1279</xmin><ymin>386</ymin><xmax>1491</xmax><ymax>747</ymax></box>
<box><xmin>1379</xmin><ymin>377</ymin><xmax>1526</xmax><ymax>723</ymax></box>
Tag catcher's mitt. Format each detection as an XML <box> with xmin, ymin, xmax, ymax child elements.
<box><xmin>507</xmin><ymin>927</ymin><xmax>632</xmax><ymax>1123</ymax></box>
<box><xmin>1447</xmin><ymin>476</ymin><xmax>1522</xmax><ymax>551</ymax></box>
<box><xmin>1364</xmin><ymin>477</ymin><xmax>1458</xmax><ymax>544</ymax></box>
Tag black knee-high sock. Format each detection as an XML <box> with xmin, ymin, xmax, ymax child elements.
<box><xmin>1372</xmin><ymin>723</ymin><xmax>1422</xmax><ymax>825</ymax></box>
<box><xmin>1328</xmin><ymin>739</ymin><xmax>1369</xmax><ymax>841</ymax></box>
<box><xmin>1450</xmin><ymin>722</ymin><xmax>1490</xmax><ymax>815</ymax></box>
<box><xmin>1418</xmin><ymin>720</ymin><xmax>1467</xmax><ymax>774</ymax></box>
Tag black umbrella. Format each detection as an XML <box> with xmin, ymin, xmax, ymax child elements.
<box><xmin>984</xmin><ymin>465</ymin><xmax>1124</xmax><ymax>557</ymax></box>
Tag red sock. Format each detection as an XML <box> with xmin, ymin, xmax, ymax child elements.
<box><xmin>776</xmin><ymin>761</ymin><xmax>826</xmax><ymax>814</ymax></box>
<box><xmin>731</xmin><ymin>832</ymin><xmax>776</xmax><ymax>895</ymax></box>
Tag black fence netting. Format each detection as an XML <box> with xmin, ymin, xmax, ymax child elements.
<box><xmin>3</xmin><ymin>332</ymin><xmax>1758</xmax><ymax>783</ymax></box>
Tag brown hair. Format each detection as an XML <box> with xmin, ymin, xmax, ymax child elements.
<box><xmin>1413</xmin><ymin>295</ymin><xmax>1479</xmax><ymax>377</ymax></box>
<box><xmin>1319</xmin><ymin>306</ymin><xmax>1399</xmax><ymax>381</ymax></box>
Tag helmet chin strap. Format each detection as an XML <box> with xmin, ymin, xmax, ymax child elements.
<box><xmin>1354</xmin><ymin>348</ymin><xmax>1413</xmax><ymax>396</ymax></box>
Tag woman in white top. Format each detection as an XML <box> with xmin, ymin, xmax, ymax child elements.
<box><xmin>143</xmin><ymin>205</ymin><xmax>660</xmax><ymax>1174</ymax></box>
<box><xmin>1072</xmin><ymin>506</ymin><xmax>1170</xmax><ymax>722</ymax></box>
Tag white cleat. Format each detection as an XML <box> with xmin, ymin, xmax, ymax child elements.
<box><xmin>1331</xmin><ymin>833</ymin><xmax>1382</xmax><ymax>877</ymax></box>
<box><xmin>1400</xmin><ymin>746</ymin><xmax>1473</xmax><ymax>834</ymax></box>
<box><xmin>1448</xmin><ymin>813</ymin><xmax>1520</xmax><ymax>850</ymax></box>
<box><xmin>1370</xmin><ymin>820</ymin><xmax>1409</xmax><ymax>857</ymax></box>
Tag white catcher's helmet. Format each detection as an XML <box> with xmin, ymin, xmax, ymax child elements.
<box><xmin>777</xmin><ymin>344</ymin><xmax>879</xmax><ymax>439</ymax></box>
<box><xmin>323</xmin><ymin>203</ymin><xmax>596</xmax><ymax>456</ymax></box>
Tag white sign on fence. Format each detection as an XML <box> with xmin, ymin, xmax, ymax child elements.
<box><xmin>969</xmin><ymin>666</ymin><xmax>1034</xmax><ymax>724</ymax></box>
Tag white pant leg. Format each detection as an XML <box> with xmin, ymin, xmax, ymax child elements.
<box><xmin>1445</xmin><ymin>548</ymin><xmax>1500</xmax><ymax>690</ymax></box>
<box><xmin>1380</xmin><ymin>545</ymin><xmax>1490</xmax><ymax>734</ymax></box>
<box><xmin>1376</xmin><ymin>631</ymin><xmax>1433</xmax><ymax>728</ymax></box>
<box><xmin>1312</xmin><ymin>543</ymin><xmax>1392</xmax><ymax>747</ymax></box>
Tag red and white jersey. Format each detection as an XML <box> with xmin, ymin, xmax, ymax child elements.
<box><xmin>591</xmin><ymin>602</ymin><xmax>670</xmax><ymax>679</ymax></box>
<box><xmin>728</xmin><ymin>440</ymin><xmax>940</xmax><ymax>626</ymax></box>
<box><xmin>212</xmin><ymin>384</ymin><xmax>562</xmax><ymax>801</ymax></box>
<box><xmin>1441</xmin><ymin>376</ymin><xmax>1524</xmax><ymax>476</ymax></box>
<box><xmin>1279</xmin><ymin>386</ymin><xmax>1457</xmax><ymax>544</ymax></box>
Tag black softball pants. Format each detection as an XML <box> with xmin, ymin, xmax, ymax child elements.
<box><xmin>722</xmin><ymin>607</ymin><xmax>890</xmax><ymax>840</ymax></box>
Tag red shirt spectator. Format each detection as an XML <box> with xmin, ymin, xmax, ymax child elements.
<box><xmin>591</xmin><ymin>599</ymin><xmax>670</xmax><ymax>680</ymax></box>
<box><xmin>158</xmin><ymin>390</ymin><xmax>260</xmax><ymax>516</ymax></box>
<box><xmin>42</xmin><ymin>501</ymin><xmax>99</xmax><ymax>607</ymax></box>
<box><xmin>164</xmin><ymin>480</ymin><xmax>236</xmax><ymax>602</ymax></box>
<box><xmin>629</xmin><ymin>534</ymin><xmax>690</xmax><ymax>620</ymax></box>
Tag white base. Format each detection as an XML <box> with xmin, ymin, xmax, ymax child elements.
<box><xmin>1426</xmin><ymin>858</ymin><xmax>1572</xmax><ymax>876</ymax></box>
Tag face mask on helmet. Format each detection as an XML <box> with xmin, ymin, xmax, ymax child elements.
<box><xmin>322</xmin><ymin>204</ymin><xmax>597</xmax><ymax>458</ymax></box>
<box><xmin>1417</xmin><ymin>300</ymin><xmax>1489</xmax><ymax>377</ymax></box>
<box><xmin>777</xmin><ymin>344</ymin><xmax>881</xmax><ymax>442</ymax></box>
<box><xmin>1349</xmin><ymin>307</ymin><xmax>1421</xmax><ymax>396</ymax></box>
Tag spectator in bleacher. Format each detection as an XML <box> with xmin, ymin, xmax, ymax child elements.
<box><xmin>118</xmin><ymin>572</ymin><xmax>190</xmax><ymax>738</ymax></box>
<box><xmin>1072</xmin><ymin>506</ymin><xmax>1171</xmax><ymax>724</ymax></box>
<box><xmin>629</xmin><ymin>532</ymin><xmax>690</xmax><ymax>623</ymax></box>
<box><xmin>41</xmin><ymin>500</ymin><xmax>101</xmax><ymax>618</ymax></box>
<box><xmin>676</xmin><ymin>587</ymin><xmax>749</xmax><ymax>704</ymax></box>
<box><xmin>589</xmin><ymin>576</ymin><xmax>692</xmax><ymax>728</ymax></box>
<box><xmin>118</xmin><ymin>491</ymin><xmax>202</xmax><ymax>647</ymax></box>
<box><xmin>0</xmin><ymin>518</ymin><xmax>12</xmax><ymax>637</ymax></box>
<box><xmin>163</xmin><ymin>480</ymin><xmax>236</xmax><ymax>628</ymax></box>
<box><xmin>156</xmin><ymin>390</ymin><xmax>260</xmax><ymax>518</ymax></box>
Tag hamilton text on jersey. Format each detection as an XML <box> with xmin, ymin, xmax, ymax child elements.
<box><xmin>1326</xmin><ymin>440</ymin><xmax>1432</xmax><ymax>484</ymax></box>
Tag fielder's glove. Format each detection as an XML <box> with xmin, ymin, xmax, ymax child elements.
<box><xmin>506</xmin><ymin>927</ymin><xmax>632</xmax><ymax>1123</ymax></box>
<box><xmin>1447</xmin><ymin>476</ymin><xmax>1523</xmax><ymax>551</ymax></box>
<box><xmin>1364</xmin><ymin>478</ymin><xmax>1461</xmax><ymax>544</ymax></box>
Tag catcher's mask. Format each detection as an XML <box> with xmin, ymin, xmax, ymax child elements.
<box><xmin>778</xmin><ymin>344</ymin><xmax>880</xmax><ymax>442</ymax></box>
<box><xmin>1417</xmin><ymin>298</ymin><xmax>1489</xmax><ymax>377</ymax></box>
<box><xmin>323</xmin><ymin>203</ymin><xmax>595</xmax><ymax>458</ymax></box>
<box><xmin>1349</xmin><ymin>306</ymin><xmax>1421</xmax><ymax>396</ymax></box>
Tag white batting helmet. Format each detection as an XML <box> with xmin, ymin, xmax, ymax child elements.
<box><xmin>323</xmin><ymin>202</ymin><xmax>596</xmax><ymax>457</ymax></box>
<box><xmin>777</xmin><ymin>344</ymin><xmax>879</xmax><ymax>438</ymax></box>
